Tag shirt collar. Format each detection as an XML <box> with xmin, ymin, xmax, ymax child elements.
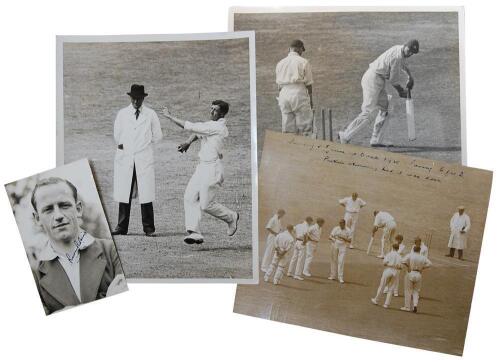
<box><xmin>38</xmin><ymin>230</ymin><xmax>96</xmax><ymax>262</ymax></box>
<box><xmin>129</xmin><ymin>104</ymin><xmax>144</xmax><ymax>113</ymax></box>
<box><xmin>288</xmin><ymin>51</ymin><xmax>300</xmax><ymax>57</ymax></box>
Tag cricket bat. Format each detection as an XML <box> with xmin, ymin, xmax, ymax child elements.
<box><xmin>406</xmin><ymin>88</ymin><xmax>416</xmax><ymax>141</ymax></box>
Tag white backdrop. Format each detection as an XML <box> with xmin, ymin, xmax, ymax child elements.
<box><xmin>0</xmin><ymin>0</ymin><xmax>497</xmax><ymax>362</ymax></box>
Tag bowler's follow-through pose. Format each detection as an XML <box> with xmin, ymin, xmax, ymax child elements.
<box><xmin>163</xmin><ymin>101</ymin><xmax>239</xmax><ymax>245</ymax></box>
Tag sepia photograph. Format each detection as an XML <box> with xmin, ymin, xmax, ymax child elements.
<box><xmin>4</xmin><ymin>159</ymin><xmax>128</xmax><ymax>315</ymax></box>
<box><xmin>230</xmin><ymin>7</ymin><xmax>465</xmax><ymax>164</ymax></box>
<box><xmin>233</xmin><ymin>131</ymin><xmax>492</xmax><ymax>355</ymax></box>
<box><xmin>57</xmin><ymin>33</ymin><xmax>257</xmax><ymax>282</ymax></box>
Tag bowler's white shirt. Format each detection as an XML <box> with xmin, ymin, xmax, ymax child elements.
<box><xmin>274</xmin><ymin>230</ymin><xmax>295</xmax><ymax>252</ymax></box>
<box><xmin>114</xmin><ymin>104</ymin><xmax>163</xmax><ymax>153</ymax></box>
<box><xmin>266</xmin><ymin>214</ymin><xmax>282</xmax><ymax>234</ymax></box>
<box><xmin>339</xmin><ymin>196</ymin><xmax>366</xmax><ymax>213</ymax></box>
<box><xmin>295</xmin><ymin>222</ymin><xmax>309</xmax><ymax>241</ymax></box>
<box><xmin>308</xmin><ymin>223</ymin><xmax>322</xmax><ymax>242</ymax></box>
<box><xmin>184</xmin><ymin>118</ymin><xmax>228</xmax><ymax>162</ymax></box>
<box><xmin>329</xmin><ymin>226</ymin><xmax>352</xmax><ymax>245</ymax></box>
<box><xmin>276</xmin><ymin>51</ymin><xmax>313</xmax><ymax>86</ymax></box>
<box><xmin>383</xmin><ymin>250</ymin><xmax>402</xmax><ymax>268</ymax></box>
<box><xmin>374</xmin><ymin>211</ymin><xmax>395</xmax><ymax>228</ymax></box>
<box><xmin>402</xmin><ymin>252</ymin><xmax>431</xmax><ymax>272</ymax></box>
<box><xmin>368</xmin><ymin>45</ymin><xmax>407</xmax><ymax>83</ymax></box>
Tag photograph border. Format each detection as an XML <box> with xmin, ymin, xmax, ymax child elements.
<box><xmin>228</xmin><ymin>6</ymin><xmax>466</xmax><ymax>165</ymax></box>
<box><xmin>56</xmin><ymin>32</ymin><xmax>259</xmax><ymax>283</ymax></box>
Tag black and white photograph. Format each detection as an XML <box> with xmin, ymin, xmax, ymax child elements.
<box><xmin>230</xmin><ymin>7</ymin><xmax>465</xmax><ymax>163</ymax></box>
<box><xmin>234</xmin><ymin>131</ymin><xmax>492</xmax><ymax>355</ymax></box>
<box><xmin>57</xmin><ymin>33</ymin><xmax>257</xmax><ymax>282</ymax></box>
<box><xmin>4</xmin><ymin>159</ymin><xmax>128</xmax><ymax>315</ymax></box>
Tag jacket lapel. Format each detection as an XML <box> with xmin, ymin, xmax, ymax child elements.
<box><xmin>79</xmin><ymin>243</ymin><xmax>107</xmax><ymax>303</ymax></box>
<box><xmin>39</xmin><ymin>260</ymin><xmax>80</xmax><ymax>307</ymax></box>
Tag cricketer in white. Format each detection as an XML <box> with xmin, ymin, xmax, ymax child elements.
<box><xmin>261</xmin><ymin>209</ymin><xmax>285</xmax><ymax>273</ymax></box>
<box><xmin>339</xmin><ymin>40</ymin><xmax>419</xmax><ymax>147</ymax></box>
<box><xmin>287</xmin><ymin>216</ymin><xmax>313</xmax><ymax>280</ymax></box>
<box><xmin>328</xmin><ymin>219</ymin><xmax>352</xmax><ymax>284</ymax></box>
<box><xmin>400</xmin><ymin>245</ymin><xmax>432</xmax><ymax>313</ymax></box>
<box><xmin>163</xmin><ymin>100</ymin><xmax>239</xmax><ymax>245</ymax></box>
<box><xmin>264</xmin><ymin>225</ymin><xmax>296</xmax><ymax>285</ymax></box>
<box><xmin>276</xmin><ymin>39</ymin><xmax>314</xmax><ymax>135</ymax></box>
<box><xmin>339</xmin><ymin>192</ymin><xmax>366</xmax><ymax>249</ymax></box>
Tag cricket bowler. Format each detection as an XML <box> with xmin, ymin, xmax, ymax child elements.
<box><xmin>162</xmin><ymin>101</ymin><xmax>239</xmax><ymax>245</ymax></box>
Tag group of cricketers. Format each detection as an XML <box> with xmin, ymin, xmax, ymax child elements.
<box><xmin>275</xmin><ymin>38</ymin><xmax>419</xmax><ymax>146</ymax></box>
<box><xmin>261</xmin><ymin>193</ymin><xmax>472</xmax><ymax>314</ymax></box>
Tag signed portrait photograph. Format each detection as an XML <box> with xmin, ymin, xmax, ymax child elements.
<box><xmin>5</xmin><ymin>159</ymin><xmax>128</xmax><ymax>315</ymax></box>
<box><xmin>234</xmin><ymin>131</ymin><xmax>491</xmax><ymax>355</ymax></box>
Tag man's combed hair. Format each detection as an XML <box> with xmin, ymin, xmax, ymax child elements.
<box><xmin>31</xmin><ymin>177</ymin><xmax>78</xmax><ymax>212</ymax></box>
<box><xmin>212</xmin><ymin>100</ymin><xmax>229</xmax><ymax>116</ymax></box>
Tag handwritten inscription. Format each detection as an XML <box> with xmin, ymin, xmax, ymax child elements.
<box><xmin>287</xmin><ymin>137</ymin><xmax>465</xmax><ymax>183</ymax></box>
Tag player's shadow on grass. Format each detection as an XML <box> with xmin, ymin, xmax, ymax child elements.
<box><xmin>276</xmin><ymin>283</ymin><xmax>314</xmax><ymax>291</ymax></box>
<box><xmin>387</xmin><ymin>145</ymin><xmax>462</xmax><ymax>153</ymax></box>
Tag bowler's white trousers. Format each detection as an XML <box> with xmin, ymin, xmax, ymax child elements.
<box><xmin>374</xmin><ymin>267</ymin><xmax>398</xmax><ymax>306</ymax></box>
<box><xmin>343</xmin><ymin>69</ymin><xmax>390</xmax><ymax>144</ymax></box>
<box><xmin>287</xmin><ymin>240</ymin><xmax>306</xmax><ymax>277</ymax></box>
<box><xmin>404</xmin><ymin>271</ymin><xmax>423</xmax><ymax>308</ymax></box>
<box><xmin>184</xmin><ymin>159</ymin><xmax>234</xmax><ymax>234</ymax></box>
<box><xmin>278</xmin><ymin>84</ymin><xmax>313</xmax><ymax>135</ymax></box>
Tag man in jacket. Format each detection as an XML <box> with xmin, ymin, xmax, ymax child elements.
<box><xmin>31</xmin><ymin>177</ymin><xmax>127</xmax><ymax>315</ymax></box>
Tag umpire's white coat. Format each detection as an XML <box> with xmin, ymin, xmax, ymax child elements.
<box><xmin>113</xmin><ymin>104</ymin><xmax>163</xmax><ymax>203</ymax></box>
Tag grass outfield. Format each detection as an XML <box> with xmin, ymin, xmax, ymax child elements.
<box><xmin>234</xmin><ymin>12</ymin><xmax>462</xmax><ymax>163</ymax></box>
<box><xmin>63</xmin><ymin>39</ymin><xmax>253</xmax><ymax>279</ymax></box>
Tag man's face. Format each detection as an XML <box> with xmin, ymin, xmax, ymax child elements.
<box><xmin>130</xmin><ymin>96</ymin><xmax>144</xmax><ymax>109</ymax></box>
<box><xmin>210</xmin><ymin>104</ymin><xmax>223</xmax><ymax>121</ymax></box>
<box><xmin>277</xmin><ymin>210</ymin><xmax>285</xmax><ymax>219</ymax></box>
<box><xmin>352</xmin><ymin>192</ymin><xmax>358</xmax><ymax>200</ymax></box>
<box><xmin>339</xmin><ymin>220</ymin><xmax>346</xmax><ymax>229</ymax></box>
<box><xmin>414</xmin><ymin>239</ymin><xmax>421</xmax><ymax>247</ymax></box>
<box><xmin>34</xmin><ymin>183</ymin><xmax>82</xmax><ymax>245</ymax></box>
<box><xmin>458</xmin><ymin>208</ymin><xmax>465</xmax><ymax>215</ymax></box>
<box><xmin>403</xmin><ymin>45</ymin><xmax>415</xmax><ymax>58</ymax></box>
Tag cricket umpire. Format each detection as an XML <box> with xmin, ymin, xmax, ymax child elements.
<box><xmin>275</xmin><ymin>39</ymin><xmax>314</xmax><ymax>135</ymax></box>
<box><xmin>339</xmin><ymin>40</ymin><xmax>419</xmax><ymax>146</ymax></box>
<box><xmin>112</xmin><ymin>84</ymin><xmax>163</xmax><ymax>236</ymax></box>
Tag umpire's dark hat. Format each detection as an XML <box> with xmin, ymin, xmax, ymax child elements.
<box><xmin>127</xmin><ymin>84</ymin><xmax>148</xmax><ymax>98</ymax></box>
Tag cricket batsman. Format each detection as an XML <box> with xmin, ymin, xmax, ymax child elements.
<box><xmin>339</xmin><ymin>40</ymin><xmax>419</xmax><ymax>146</ymax></box>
